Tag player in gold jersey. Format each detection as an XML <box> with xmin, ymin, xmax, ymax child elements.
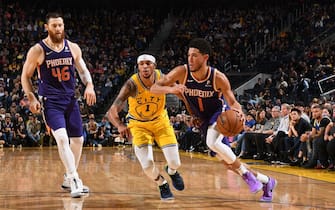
<box><xmin>107</xmin><ymin>53</ymin><xmax>184</xmax><ymax>200</ymax></box>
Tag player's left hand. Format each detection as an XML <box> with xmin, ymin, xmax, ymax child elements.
<box><xmin>230</xmin><ymin>107</ymin><xmax>245</xmax><ymax>123</ymax></box>
<box><xmin>84</xmin><ymin>83</ymin><xmax>96</xmax><ymax>106</ymax></box>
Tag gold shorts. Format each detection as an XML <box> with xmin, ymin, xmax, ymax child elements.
<box><xmin>128</xmin><ymin>113</ymin><xmax>177</xmax><ymax>148</ymax></box>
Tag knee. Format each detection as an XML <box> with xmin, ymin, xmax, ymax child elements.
<box><xmin>168</xmin><ymin>159</ymin><xmax>181</xmax><ymax>170</ymax></box>
<box><xmin>206</xmin><ymin>138</ymin><xmax>216</xmax><ymax>150</ymax></box>
<box><xmin>55</xmin><ymin>134</ymin><xmax>69</xmax><ymax>149</ymax></box>
<box><xmin>70</xmin><ymin>137</ymin><xmax>84</xmax><ymax>145</ymax></box>
<box><xmin>207</xmin><ymin>138</ymin><xmax>222</xmax><ymax>151</ymax></box>
<box><xmin>139</xmin><ymin>157</ymin><xmax>154</xmax><ymax>170</ymax></box>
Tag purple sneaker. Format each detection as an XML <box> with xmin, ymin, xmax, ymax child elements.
<box><xmin>242</xmin><ymin>171</ymin><xmax>263</xmax><ymax>193</ymax></box>
<box><xmin>260</xmin><ymin>177</ymin><xmax>277</xmax><ymax>202</ymax></box>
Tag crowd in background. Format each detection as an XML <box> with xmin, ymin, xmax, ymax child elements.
<box><xmin>1</xmin><ymin>0</ymin><xmax>335</xmax><ymax>170</ymax></box>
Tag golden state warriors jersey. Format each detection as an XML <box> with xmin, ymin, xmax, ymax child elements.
<box><xmin>127</xmin><ymin>70</ymin><xmax>166</xmax><ymax>121</ymax></box>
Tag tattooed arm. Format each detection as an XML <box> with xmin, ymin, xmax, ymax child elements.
<box><xmin>107</xmin><ymin>79</ymin><xmax>136</xmax><ymax>138</ymax></box>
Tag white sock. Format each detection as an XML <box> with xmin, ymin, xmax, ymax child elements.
<box><xmin>167</xmin><ymin>166</ymin><xmax>177</xmax><ymax>175</ymax></box>
<box><xmin>155</xmin><ymin>175</ymin><xmax>166</xmax><ymax>186</ymax></box>
<box><xmin>256</xmin><ymin>172</ymin><xmax>269</xmax><ymax>184</ymax></box>
<box><xmin>236</xmin><ymin>164</ymin><xmax>248</xmax><ymax>176</ymax></box>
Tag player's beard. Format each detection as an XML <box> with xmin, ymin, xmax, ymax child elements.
<box><xmin>49</xmin><ymin>31</ymin><xmax>65</xmax><ymax>44</ymax></box>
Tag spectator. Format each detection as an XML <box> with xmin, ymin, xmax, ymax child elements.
<box><xmin>264</xmin><ymin>103</ymin><xmax>291</xmax><ymax>163</ymax></box>
<box><xmin>26</xmin><ymin>114</ymin><xmax>41</xmax><ymax>147</ymax></box>
<box><xmin>85</xmin><ymin>114</ymin><xmax>99</xmax><ymax>147</ymax></box>
<box><xmin>2</xmin><ymin>113</ymin><xmax>14</xmax><ymax>147</ymax></box>
<box><xmin>242</xmin><ymin>106</ymin><xmax>281</xmax><ymax>160</ymax></box>
<box><xmin>287</xmin><ymin>108</ymin><xmax>312</xmax><ymax>166</ymax></box>
<box><xmin>13</xmin><ymin>115</ymin><xmax>28</xmax><ymax>147</ymax></box>
<box><xmin>302</xmin><ymin>104</ymin><xmax>332</xmax><ymax>169</ymax></box>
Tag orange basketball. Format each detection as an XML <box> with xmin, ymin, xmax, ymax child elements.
<box><xmin>216</xmin><ymin>110</ymin><xmax>244</xmax><ymax>136</ymax></box>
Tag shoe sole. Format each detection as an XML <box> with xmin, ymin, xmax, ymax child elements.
<box><xmin>160</xmin><ymin>196</ymin><xmax>175</xmax><ymax>201</ymax></box>
<box><xmin>62</xmin><ymin>186</ymin><xmax>90</xmax><ymax>193</ymax></box>
<box><xmin>71</xmin><ymin>191</ymin><xmax>84</xmax><ymax>198</ymax></box>
<box><xmin>260</xmin><ymin>179</ymin><xmax>278</xmax><ymax>202</ymax></box>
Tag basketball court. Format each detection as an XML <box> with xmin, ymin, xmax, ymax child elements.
<box><xmin>0</xmin><ymin>146</ymin><xmax>334</xmax><ymax>209</ymax></box>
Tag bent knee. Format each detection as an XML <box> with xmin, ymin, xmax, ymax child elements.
<box><xmin>168</xmin><ymin>160</ymin><xmax>181</xmax><ymax>170</ymax></box>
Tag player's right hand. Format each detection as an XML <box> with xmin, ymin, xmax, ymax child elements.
<box><xmin>171</xmin><ymin>84</ymin><xmax>186</xmax><ymax>95</ymax></box>
<box><xmin>118</xmin><ymin>124</ymin><xmax>132</xmax><ymax>139</ymax></box>
<box><xmin>29</xmin><ymin>99</ymin><xmax>41</xmax><ymax>114</ymax></box>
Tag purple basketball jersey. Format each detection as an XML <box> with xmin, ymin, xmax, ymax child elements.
<box><xmin>182</xmin><ymin>65</ymin><xmax>225</xmax><ymax>124</ymax></box>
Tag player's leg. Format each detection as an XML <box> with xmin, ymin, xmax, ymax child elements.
<box><xmin>155</xmin><ymin>114</ymin><xmax>185</xmax><ymax>191</ymax></box>
<box><xmin>134</xmin><ymin>144</ymin><xmax>174</xmax><ymax>200</ymax></box>
<box><xmin>42</xmin><ymin>97</ymin><xmax>85</xmax><ymax>198</ymax></box>
<box><xmin>131</xmin><ymin>123</ymin><xmax>173</xmax><ymax>200</ymax></box>
<box><xmin>52</xmin><ymin>128</ymin><xmax>83</xmax><ymax>198</ymax></box>
<box><xmin>206</xmin><ymin>124</ymin><xmax>263</xmax><ymax>193</ymax></box>
<box><xmin>162</xmin><ymin>145</ymin><xmax>184</xmax><ymax>191</ymax></box>
<box><xmin>208</xmin><ymin>125</ymin><xmax>277</xmax><ymax>201</ymax></box>
<box><xmin>64</xmin><ymin>101</ymin><xmax>89</xmax><ymax>193</ymax></box>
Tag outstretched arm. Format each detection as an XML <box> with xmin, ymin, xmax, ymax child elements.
<box><xmin>150</xmin><ymin>65</ymin><xmax>186</xmax><ymax>95</ymax></box>
<box><xmin>107</xmin><ymin>79</ymin><xmax>136</xmax><ymax>138</ymax></box>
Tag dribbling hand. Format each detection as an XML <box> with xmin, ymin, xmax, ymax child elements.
<box><xmin>230</xmin><ymin>108</ymin><xmax>245</xmax><ymax>123</ymax></box>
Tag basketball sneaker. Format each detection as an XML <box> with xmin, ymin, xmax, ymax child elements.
<box><xmin>260</xmin><ymin>177</ymin><xmax>277</xmax><ymax>202</ymax></box>
<box><xmin>164</xmin><ymin>165</ymin><xmax>185</xmax><ymax>191</ymax></box>
<box><xmin>70</xmin><ymin>177</ymin><xmax>84</xmax><ymax>198</ymax></box>
<box><xmin>159</xmin><ymin>182</ymin><xmax>174</xmax><ymax>200</ymax></box>
<box><xmin>62</xmin><ymin>174</ymin><xmax>89</xmax><ymax>193</ymax></box>
<box><xmin>242</xmin><ymin>171</ymin><xmax>263</xmax><ymax>193</ymax></box>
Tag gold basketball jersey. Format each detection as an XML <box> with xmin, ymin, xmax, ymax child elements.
<box><xmin>127</xmin><ymin>70</ymin><xmax>166</xmax><ymax>121</ymax></box>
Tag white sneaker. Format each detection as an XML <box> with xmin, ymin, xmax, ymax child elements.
<box><xmin>62</xmin><ymin>174</ymin><xmax>89</xmax><ymax>193</ymax></box>
<box><xmin>70</xmin><ymin>177</ymin><xmax>84</xmax><ymax>198</ymax></box>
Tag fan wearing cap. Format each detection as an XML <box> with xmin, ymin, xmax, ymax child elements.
<box><xmin>107</xmin><ymin>53</ymin><xmax>184</xmax><ymax>200</ymax></box>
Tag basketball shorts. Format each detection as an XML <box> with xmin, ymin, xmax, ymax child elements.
<box><xmin>41</xmin><ymin>95</ymin><xmax>83</xmax><ymax>137</ymax></box>
<box><xmin>128</xmin><ymin>112</ymin><xmax>177</xmax><ymax>148</ymax></box>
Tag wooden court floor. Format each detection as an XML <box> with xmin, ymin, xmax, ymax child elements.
<box><xmin>0</xmin><ymin>146</ymin><xmax>334</xmax><ymax>210</ymax></box>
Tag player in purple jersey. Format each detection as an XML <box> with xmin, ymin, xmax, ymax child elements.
<box><xmin>151</xmin><ymin>38</ymin><xmax>277</xmax><ymax>202</ymax></box>
<box><xmin>21</xmin><ymin>12</ymin><xmax>96</xmax><ymax>198</ymax></box>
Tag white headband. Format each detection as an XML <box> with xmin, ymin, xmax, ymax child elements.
<box><xmin>137</xmin><ymin>54</ymin><xmax>156</xmax><ymax>64</ymax></box>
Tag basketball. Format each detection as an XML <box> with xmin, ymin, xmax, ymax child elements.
<box><xmin>216</xmin><ymin>110</ymin><xmax>244</xmax><ymax>136</ymax></box>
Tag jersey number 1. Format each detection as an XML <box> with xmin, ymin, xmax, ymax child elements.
<box><xmin>197</xmin><ymin>97</ymin><xmax>204</xmax><ymax>112</ymax></box>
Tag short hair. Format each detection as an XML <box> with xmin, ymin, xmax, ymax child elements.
<box><xmin>291</xmin><ymin>107</ymin><xmax>301</xmax><ymax>115</ymax></box>
<box><xmin>46</xmin><ymin>12</ymin><xmax>63</xmax><ymax>23</ymax></box>
<box><xmin>272</xmin><ymin>105</ymin><xmax>281</xmax><ymax>112</ymax></box>
<box><xmin>188</xmin><ymin>38</ymin><xmax>212</xmax><ymax>56</ymax></box>
<box><xmin>247</xmin><ymin>112</ymin><xmax>255</xmax><ymax>119</ymax></box>
<box><xmin>311</xmin><ymin>104</ymin><xmax>321</xmax><ymax>109</ymax></box>
<box><xmin>323</xmin><ymin>106</ymin><xmax>333</xmax><ymax>117</ymax></box>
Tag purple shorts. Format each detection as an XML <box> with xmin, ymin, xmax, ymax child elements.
<box><xmin>41</xmin><ymin>95</ymin><xmax>83</xmax><ymax>137</ymax></box>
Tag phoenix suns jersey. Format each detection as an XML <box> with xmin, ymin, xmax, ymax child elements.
<box><xmin>38</xmin><ymin>39</ymin><xmax>76</xmax><ymax>98</ymax></box>
<box><xmin>182</xmin><ymin>65</ymin><xmax>225</xmax><ymax>121</ymax></box>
